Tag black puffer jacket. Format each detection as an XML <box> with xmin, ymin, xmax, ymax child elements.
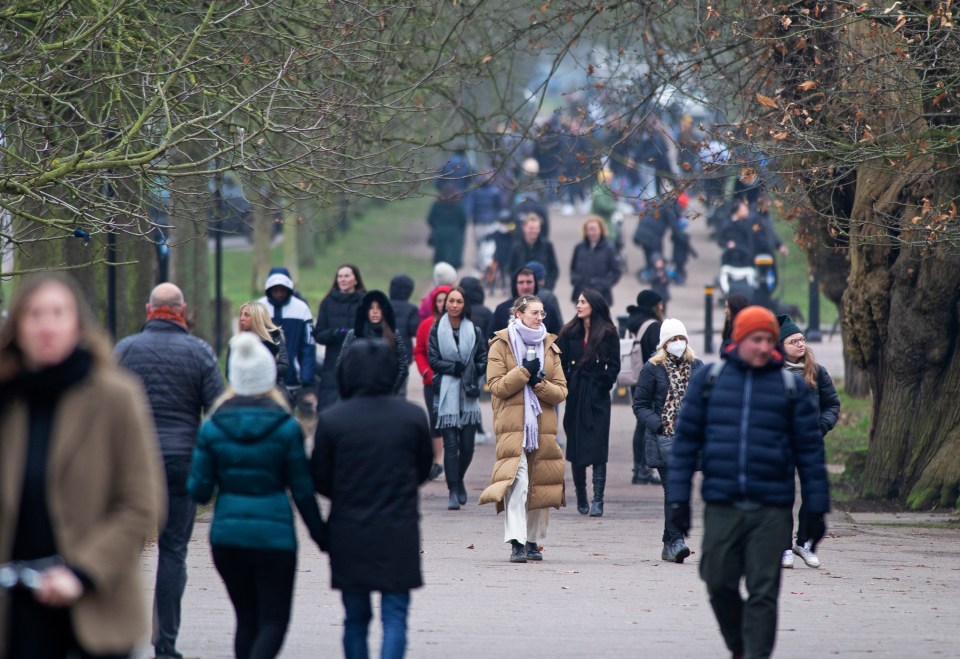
<box><xmin>389</xmin><ymin>275</ymin><xmax>420</xmax><ymax>357</ymax></box>
<box><xmin>570</xmin><ymin>238</ymin><xmax>621</xmax><ymax>304</ymax></box>
<box><xmin>311</xmin><ymin>340</ymin><xmax>433</xmax><ymax>592</ymax></box>
<box><xmin>115</xmin><ymin>319</ymin><xmax>224</xmax><ymax>456</ymax></box>
<box><xmin>459</xmin><ymin>277</ymin><xmax>493</xmax><ymax>338</ymax></box>
<box><xmin>787</xmin><ymin>363</ymin><xmax>841</xmax><ymax>437</ymax></box>
<box><xmin>314</xmin><ymin>289</ymin><xmax>365</xmax><ymax>392</ymax></box>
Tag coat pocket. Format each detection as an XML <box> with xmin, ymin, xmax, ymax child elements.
<box><xmin>645</xmin><ymin>431</ymin><xmax>674</xmax><ymax>469</ymax></box>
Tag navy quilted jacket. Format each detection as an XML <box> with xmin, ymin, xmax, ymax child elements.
<box><xmin>666</xmin><ymin>348</ymin><xmax>830</xmax><ymax>513</ymax></box>
<box><xmin>115</xmin><ymin>319</ymin><xmax>224</xmax><ymax>456</ymax></box>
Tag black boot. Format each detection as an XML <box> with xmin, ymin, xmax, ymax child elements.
<box><xmin>447</xmin><ymin>485</ymin><xmax>460</xmax><ymax>510</ymax></box>
<box><xmin>631</xmin><ymin>462</ymin><xmax>641</xmax><ymax>485</ymax></box>
<box><xmin>589</xmin><ymin>463</ymin><xmax>607</xmax><ymax>517</ymax></box>
<box><xmin>572</xmin><ymin>465</ymin><xmax>589</xmax><ymax>515</ymax></box>
<box><xmin>509</xmin><ymin>540</ymin><xmax>527</xmax><ymax>563</ymax></box>
<box><xmin>457</xmin><ymin>480</ymin><xmax>468</xmax><ymax>506</ymax></box>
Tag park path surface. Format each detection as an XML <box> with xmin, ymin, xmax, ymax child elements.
<box><xmin>139</xmin><ymin>199</ymin><xmax>959</xmax><ymax>657</ymax></box>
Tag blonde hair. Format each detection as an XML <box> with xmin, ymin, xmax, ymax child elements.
<box><xmin>651</xmin><ymin>344</ymin><xmax>697</xmax><ymax>366</ymax></box>
<box><xmin>239</xmin><ymin>301</ymin><xmax>280</xmax><ymax>343</ymax></box>
<box><xmin>581</xmin><ymin>215</ymin><xmax>608</xmax><ymax>239</ymax></box>
<box><xmin>791</xmin><ymin>345</ymin><xmax>819</xmax><ymax>388</ymax></box>
<box><xmin>522</xmin><ymin>213</ymin><xmax>542</xmax><ymax>227</ymax></box>
<box><xmin>511</xmin><ymin>294</ymin><xmax>543</xmax><ymax>317</ymax></box>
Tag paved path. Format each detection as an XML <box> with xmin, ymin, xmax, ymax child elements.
<box><xmin>139</xmin><ymin>199</ymin><xmax>956</xmax><ymax>657</ymax></box>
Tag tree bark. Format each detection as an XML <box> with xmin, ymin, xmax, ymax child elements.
<box><xmin>250</xmin><ymin>183</ymin><xmax>273</xmax><ymax>298</ymax></box>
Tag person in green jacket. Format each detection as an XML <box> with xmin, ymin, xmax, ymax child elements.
<box><xmin>188</xmin><ymin>332</ymin><xmax>325</xmax><ymax>659</ymax></box>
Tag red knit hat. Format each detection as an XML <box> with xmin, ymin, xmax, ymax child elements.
<box><xmin>732</xmin><ymin>306</ymin><xmax>779</xmax><ymax>343</ymax></box>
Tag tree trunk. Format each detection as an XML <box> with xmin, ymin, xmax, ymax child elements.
<box><xmin>843</xmin><ymin>161</ymin><xmax>960</xmax><ymax>507</ymax></box>
<box><xmin>168</xmin><ymin>169</ymin><xmax>213</xmax><ymax>343</ymax></box>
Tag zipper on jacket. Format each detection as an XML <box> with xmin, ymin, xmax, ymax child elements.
<box><xmin>738</xmin><ymin>370</ymin><xmax>752</xmax><ymax>497</ymax></box>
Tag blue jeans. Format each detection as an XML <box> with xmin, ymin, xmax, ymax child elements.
<box><xmin>154</xmin><ymin>455</ymin><xmax>197</xmax><ymax>656</ymax></box>
<box><xmin>341</xmin><ymin>591</ymin><xmax>410</xmax><ymax>659</ymax></box>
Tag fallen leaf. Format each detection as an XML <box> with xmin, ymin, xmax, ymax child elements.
<box><xmin>467</xmin><ymin>544</ymin><xmax>475</xmax><ymax>549</ymax></box>
<box><xmin>756</xmin><ymin>93</ymin><xmax>779</xmax><ymax>109</ymax></box>
<box><xmin>795</xmin><ymin>80</ymin><xmax>817</xmax><ymax>91</ymax></box>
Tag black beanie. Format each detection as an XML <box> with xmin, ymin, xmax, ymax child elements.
<box><xmin>635</xmin><ymin>289</ymin><xmax>663</xmax><ymax>310</ymax></box>
<box><xmin>777</xmin><ymin>314</ymin><xmax>803</xmax><ymax>342</ymax></box>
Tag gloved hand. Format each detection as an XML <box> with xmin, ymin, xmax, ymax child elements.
<box><xmin>452</xmin><ymin>361</ymin><xmax>465</xmax><ymax>377</ymax></box>
<box><xmin>528</xmin><ymin>371</ymin><xmax>543</xmax><ymax>387</ymax></box>
<box><xmin>805</xmin><ymin>512</ymin><xmax>827</xmax><ymax>551</ymax></box>
<box><xmin>522</xmin><ymin>357</ymin><xmax>541</xmax><ymax>378</ymax></box>
<box><xmin>670</xmin><ymin>502</ymin><xmax>691</xmax><ymax>537</ymax></box>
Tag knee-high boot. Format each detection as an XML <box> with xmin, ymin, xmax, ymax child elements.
<box><xmin>572</xmin><ymin>464</ymin><xmax>589</xmax><ymax>515</ymax></box>
<box><xmin>590</xmin><ymin>463</ymin><xmax>607</xmax><ymax>517</ymax></box>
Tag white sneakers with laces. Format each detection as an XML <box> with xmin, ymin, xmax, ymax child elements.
<box><xmin>792</xmin><ymin>540</ymin><xmax>821</xmax><ymax>568</ymax></box>
<box><xmin>781</xmin><ymin>550</ymin><xmax>795</xmax><ymax>568</ymax></box>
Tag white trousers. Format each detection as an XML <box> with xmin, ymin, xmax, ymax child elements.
<box><xmin>503</xmin><ymin>451</ymin><xmax>549</xmax><ymax>544</ymax></box>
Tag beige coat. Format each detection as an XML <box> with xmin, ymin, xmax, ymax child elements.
<box><xmin>479</xmin><ymin>330</ymin><xmax>568</xmax><ymax>513</ymax></box>
<box><xmin>0</xmin><ymin>367</ymin><xmax>165</xmax><ymax>657</ymax></box>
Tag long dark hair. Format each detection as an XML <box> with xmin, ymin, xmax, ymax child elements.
<box><xmin>443</xmin><ymin>286</ymin><xmax>473</xmax><ymax>323</ymax></box>
<box><xmin>560</xmin><ymin>288</ymin><xmax>617</xmax><ymax>365</ymax></box>
<box><xmin>721</xmin><ymin>293</ymin><xmax>750</xmax><ymax>342</ymax></box>
<box><xmin>327</xmin><ymin>263</ymin><xmax>366</xmax><ymax>296</ymax></box>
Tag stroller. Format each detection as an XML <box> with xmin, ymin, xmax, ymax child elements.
<box><xmin>717</xmin><ymin>247</ymin><xmax>778</xmax><ymax>307</ymax></box>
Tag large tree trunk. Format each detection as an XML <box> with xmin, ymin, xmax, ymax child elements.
<box><xmin>843</xmin><ymin>161</ymin><xmax>960</xmax><ymax>507</ymax></box>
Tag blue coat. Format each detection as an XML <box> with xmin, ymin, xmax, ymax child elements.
<box><xmin>667</xmin><ymin>349</ymin><xmax>830</xmax><ymax>513</ymax></box>
<box><xmin>188</xmin><ymin>397</ymin><xmax>325</xmax><ymax>552</ymax></box>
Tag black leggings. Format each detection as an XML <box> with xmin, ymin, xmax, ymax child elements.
<box><xmin>212</xmin><ymin>546</ymin><xmax>296</xmax><ymax>659</ymax></box>
<box><xmin>441</xmin><ymin>425</ymin><xmax>477</xmax><ymax>487</ymax></box>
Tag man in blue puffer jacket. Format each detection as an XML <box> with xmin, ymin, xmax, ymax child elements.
<box><xmin>667</xmin><ymin>306</ymin><xmax>829</xmax><ymax>659</ymax></box>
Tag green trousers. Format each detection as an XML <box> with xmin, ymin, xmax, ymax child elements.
<box><xmin>699</xmin><ymin>503</ymin><xmax>792</xmax><ymax>659</ymax></box>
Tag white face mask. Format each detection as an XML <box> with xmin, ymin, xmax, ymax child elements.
<box><xmin>666</xmin><ymin>340</ymin><xmax>687</xmax><ymax>358</ymax></box>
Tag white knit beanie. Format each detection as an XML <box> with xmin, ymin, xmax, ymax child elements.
<box><xmin>433</xmin><ymin>261</ymin><xmax>458</xmax><ymax>287</ymax></box>
<box><xmin>657</xmin><ymin>318</ymin><xmax>689</xmax><ymax>350</ymax></box>
<box><xmin>228</xmin><ymin>332</ymin><xmax>277</xmax><ymax>396</ymax></box>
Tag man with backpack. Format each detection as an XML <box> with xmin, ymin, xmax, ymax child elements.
<box><xmin>623</xmin><ymin>290</ymin><xmax>664</xmax><ymax>484</ymax></box>
<box><xmin>666</xmin><ymin>306</ymin><xmax>829</xmax><ymax>659</ymax></box>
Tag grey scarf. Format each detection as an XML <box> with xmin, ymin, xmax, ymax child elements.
<box><xmin>436</xmin><ymin>314</ymin><xmax>482</xmax><ymax>429</ymax></box>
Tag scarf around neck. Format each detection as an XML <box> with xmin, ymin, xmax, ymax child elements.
<box><xmin>661</xmin><ymin>355</ymin><xmax>691</xmax><ymax>437</ymax></box>
<box><xmin>436</xmin><ymin>314</ymin><xmax>481</xmax><ymax>429</ymax></box>
<box><xmin>147</xmin><ymin>306</ymin><xmax>188</xmax><ymax>330</ymax></box>
<box><xmin>507</xmin><ymin>318</ymin><xmax>547</xmax><ymax>451</ymax></box>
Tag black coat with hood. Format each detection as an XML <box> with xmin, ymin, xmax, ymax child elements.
<box><xmin>338</xmin><ymin>291</ymin><xmax>410</xmax><ymax>395</ymax></box>
<box><xmin>487</xmin><ymin>268</ymin><xmax>563</xmax><ymax>338</ymax></box>
<box><xmin>459</xmin><ymin>277</ymin><xmax>493</xmax><ymax>337</ymax></box>
<box><xmin>311</xmin><ymin>340</ymin><xmax>433</xmax><ymax>593</ymax></box>
<box><xmin>314</xmin><ymin>288</ymin><xmax>365</xmax><ymax>392</ymax></box>
<box><xmin>389</xmin><ymin>275</ymin><xmax>420</xmax><ymax>357</ymax></box>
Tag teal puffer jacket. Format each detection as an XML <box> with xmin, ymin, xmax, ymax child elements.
<box><xmin>188</xmin><ymin>397</ymin><xmax>324</xmax><ymax>552</ymax></box>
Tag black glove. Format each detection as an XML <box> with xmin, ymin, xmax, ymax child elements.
<box><xmin>670</xmin><ymin>502</ymin><xmax>691</xmax><ymax>537</ymax></box>
<box><xmin>805</xmin><ymin>512</ymin><xmax>827</xmax><ymax>551</ymax></box>
<box><xmin>452</xmin><ymin>361</ymin><xmax>465</xmax><ymax>377</ymax></box>
<box><xmin>522</xmin><ymin>357</ymin><xmax>541</xmax><ymax>378</ymax></box>
<box><xmin>528</xmin><ymin>370</ymin><xmax>543</xmax><ymax>387</ymax></box>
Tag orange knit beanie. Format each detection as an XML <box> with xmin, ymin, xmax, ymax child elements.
<box><xmin>732</xmin><ymin>306</ymin><xmax>779</xmax><ymax>343</ymax></box>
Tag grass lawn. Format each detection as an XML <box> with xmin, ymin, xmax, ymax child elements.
<box><xmin>772</xmin><ymin>216</ymin><xmax>840</xmax><ymax>328</ymax></box>
<box><xmin>825</xmin><ymin>384</ymin><xmax>871</xmax><ymax>467</ymax></box>
<box><xmin>214</xmin><ymin>196</ymin><xmax>435</xmax><ymax>312</ymax></box>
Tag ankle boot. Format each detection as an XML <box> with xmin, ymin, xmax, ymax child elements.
<box><xmin>631</xmin><ymin>462</ymin><xmax>641</xmax><ymax>484</ymax></box>
<box><xmin>447</xmin><ymin>486</ymin><xmax>460</xmax><ymax>510</ymax></box>
<box><xmin>572</xmin><ymin>465</ymin><xmax>589</xmax><ymax>515</ymax></box>
<box><xmin>589</xmin><ymin>463</ymin><xmax>607</xmax><ymax>517</ymax></box>
<box><xmin>457</xmin><ymin>480</ymin><xmax>468</xmax><ymax>505</ymax></box>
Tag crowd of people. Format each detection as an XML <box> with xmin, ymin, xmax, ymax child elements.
<box><xmin>0</xmin><ymin>121</ymin><xmax>839</xmax><ymax>658</ymax></box>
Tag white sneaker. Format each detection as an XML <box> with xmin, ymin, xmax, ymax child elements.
<box><xmin>475</xmin><ymin>431</ymin><xmax>490</xmax><ymax>445</ymax></box>
<box><xmin>793</xmin><ymin>540</ymin><xmax>821</xmax><ymax>568</ymax></box>
<box><xmin>781</xmin><ymin>550</ymin><xmax>795</xmax><ymax>568</ymax></box>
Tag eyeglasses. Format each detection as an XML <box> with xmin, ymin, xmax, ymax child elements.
<box><xmin>785</xmin><ymin>338</ymin><xmax>806</xmax><ymax>346</ymax></box>
<box><xmin>525</xmin><ymin>310</ymin><xmax>548</xmax><ymax>318</ymax></box>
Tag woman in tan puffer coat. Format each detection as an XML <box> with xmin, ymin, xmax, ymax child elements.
<box><xmin>479</xmin><ymin>295</ymin><xmax>568</xmax><ymax>563</ymax></box>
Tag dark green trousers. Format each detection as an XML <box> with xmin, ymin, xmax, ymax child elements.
<box><xmin>699</xmin><ymin>503</ymin><xmax>792</xmax><ymax>659</ymax></box>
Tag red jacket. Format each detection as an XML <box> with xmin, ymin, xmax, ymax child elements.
<box><xmin>413</xmin><ymin>286</ymin><xmax>451</xmax><ymax>386</ymax></box>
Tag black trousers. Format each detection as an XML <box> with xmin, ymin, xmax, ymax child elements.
<box><xmin>441</xmin><ymin>425</ymin><xmax>477</xmax><ymax>487</ymax></box>
<box><xmin>212</xmin><ymin>546</ymin><xmax>297</xmax><ymax>659</ymax></box>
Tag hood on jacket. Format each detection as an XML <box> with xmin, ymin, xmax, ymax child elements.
<box><xmin>459</xmin><ymin>276</ymin><xmax>485</xmax><ymax>306</ymax></box>
<box><xmin>353</xmin><ymin>290</ymin><xmax>396</xmax><ymax>335</ymax></box>
<box><xmin>210</xmin><ymin>397</ymin><xmax>291</xmax><ymax>443</ymax></box>
<box><xmin>337</xmin><ymin>338</ymin><xmax>397</xmax><ymax>399</ymax></box>
<box><xmin>389</xmin><ymin>274</ymin><xmax>415</xmax><ymax>301</ymax></box>
<box><xmin>427</xmin><ymin>285</ymin><xmax>452</xmax><ymax>319</ymax></box>
<box><xmin>264</xmin><ymin>268</ymin><xmax>295</xmax><ymax>294</ymax></box>
<box><xmin>509</xmin><ymin>267</ymin><xmax>539</xmax><ymax>298</ymax></box>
